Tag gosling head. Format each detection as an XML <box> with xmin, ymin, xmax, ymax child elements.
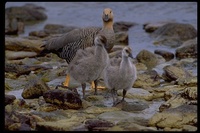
<box><xmin>122</xmin><ymin>46</ymin><xmax>133</xmax><ymax>59</ymax></box>
<box><xmin>94</xmin><ymin>35</ymin><xmax>108</xmax><ymax>48</ymax></box>
<box><xmin>102</xmin><ymin>8</ymin><xmax>113</xmax><ymax>22</ymax></box>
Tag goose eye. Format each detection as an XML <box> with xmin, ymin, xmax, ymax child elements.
<box><xmin>125</xmin><ymin>49</ymin><xmax>129</xmax><ymax>53</ymax></box>
<box><xmin>110</xmin><ymin>11</ymin><xmax>112</xmax><ymax>13</ymax></box>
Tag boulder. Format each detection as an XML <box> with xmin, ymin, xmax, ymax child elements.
<box><xmin>22</xmin><ymin>74</ymin><xmax>50</xmax><ymax>99</ymax></box>
<box><xmin>175</xmin><ymin>38</ymin><xmax>197</xmax><ymax>59</ymax></box>
<box><xmin>154</xmin><ymin>49</ymin><xmax>174</xmax><ymax>61</ymax></box>
<box><xmin>136</xmin><ymin>49</ymin><xmax>158</xmax><ymax>70</ymax></box>
<box><xmin>151</xmin><ymin>23</ymin><xmax>197</xmax><ymax>47</ymax></box>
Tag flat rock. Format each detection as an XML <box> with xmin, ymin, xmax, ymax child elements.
<box><xmin>148</xmin><ymin>104</ymin><xmax>197</xmax><ymax>129</ymax></box>
<box><xmin>134</xmin><ymin>70</ymin><xmax>161</xmax><ymax>88</ymax></box>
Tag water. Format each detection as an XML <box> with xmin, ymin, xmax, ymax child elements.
<box><xmin>5</xmin><ymin>2</ymin><xmax>197</xmax><ymax>56</ymax></box>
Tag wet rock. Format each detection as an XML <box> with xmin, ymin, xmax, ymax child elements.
<box><xmin>44</xmin><ymin>24</ymin><xmax>78</xmax><ymax>34</ymax></box>
<box><xmin>148</xmin><ymin>104</ymin><xmax>197</xmax><ymax>129</ymax></box>
<box><xmin>162</xmin><ymin>65</ymin><xmax>193</xmax><ymax>82</ymax></box>
<box><xmin>115</xmin><ymin>31</ymin><xmax>128</xmax><ymax>45</ymax></box>
<box><xmin>84</xmin><ymin>119</ymin><xmax>114</xmax><ymax>131</ymax></box>
<box><xmin>143</xmin><ymin>21</ymin><xmax>173</xmax><ymax>33</ymax></box>
<box><xmin>36</xmin><ymin>116</ymin><xmax>85</xmax><ymax>131</ymax></box>
<box><xmin>5</xmin><ymin>14</ymin><xmax>25</xmax><ymax>35</ymax></box>
<box><xmin>175</xmin><ymin>38</ymin><xmax>197</xmax><ymax>59</ymax></box>
<box><xmin>134</xmin><ymin>70</ymin><xmax>161</xmax><ymax>88</ymax></box>
<box><xmin>5</xmin><ymin>36</ymin><xmax>44</xmax><ymax>54</ymax></box>
<box><xmin>121</xmin><ymin>101</ymin><xmax>149</xmax><ymax>112</ymax></box>
<box><xmin>22</xmin><ymin>75</ymin><xmax>50</xmax><ymax>99</ymax></box>
<box><xmin>86</xmin><ymin>95</ymin><xmax>104</xmax><ymax>102</ymax></box>
<box><xmin>5</xmin><ymin>111</ymin><xmax>31</xmax><ymax>131</ymax></box>
<box><xmin>154</xmin><ymin>49</ymin><xmax>174</xmax><ymax>61</ymax></box>
<box><xmin>151</xmin><ymin>23</ymin><xmax>197</xmax><ymax>48</ymax></box>
<box><xmin>6</xmin><ymin>50</ymin><xmax>38</xmax><ymax>60</ymax></box>
<box><xmin>5</xmin><ymin>4</ymin><xmax>47</xmax><ymax>22</ymax></box>
<box><xmin>118</xmin><ymin>88</ymin><xmax>154</xmax><ymax>101</ymax></box>
<box><xmin>29</xmin><ymin>30</ymin><xmax>49</xmax><ymax>38</ymax></box>
<box><xmin>5</xmin><ymin>94</ymin><xmax>16</xmax><ymax>106</ymax></box>
<box><xmin>136</xmin><ymin>49</ymin><xmax>158</xmax><ymax>70</ymax></box>
<box><xmin>5</xmin><ymin>62</ymin><xmax>51</xmax><ymax>77</ymax></box>
<box><xmin>84</xmin><ymin>106</ymin><xmax>120</xmax><ymax>114</ymax></box>
<box><xmin>176</xmin><ymin>76</ymin><xmax>197</xmax><ymax>86</ymax></box>
<box><xmin>135</xmin><ymin>62</ymin><xmax>147</xmax><ymax>71</ymax></box>
<box><xmin>113</xmin><ymin>21</ymin><xmax>136</xmax><ymax>32</ymax></box>
<box><xmin>160</xmin><ymin>87</ymin><xmax>197</xmax><ymax>111</ymax></box>
<box><xmin>43</xmin><ymin>88</ymin><xmax>82</xmax><ymax>109</ymax></box>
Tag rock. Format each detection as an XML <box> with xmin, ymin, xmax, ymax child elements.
<box><xmin>43</xmin><ymin>88</ymin><xmax>82</xmax><ymax>109</ymax></box>
<box><xmin>5</xmin><ymin>4</ymin><xmax>47</xmax><ymax>22</ymax></box>
<box><xmin>115</xmin><ymin>31</ymin><xmax>128</xmax><ymax>45</ymax></box>
<box><xmin>5</xmin><ymin>110</ymin><xmax>32</xmax><ymax>131</ymax></box>
<box><xmin>5</xmin><ymin>14</ymin><xmax>25</xmax><ymax>35</ymax></box>
<box><xmin>148</xmin><ymin>104</ymin><xmax>197</xmax><ymax>129</ymax></box>
<box><xmin>44</xmin><ymin>24</ymin><xmax>78</xmax><ymax>34</ymax></box>
<box><xmin>113</xmin><ymin>21</ymin><xmax>136</xmax><ymax>32</ymax></box>
<box><xmin>154</xmin><ymin>49</ymin><xmax>174</xmax><ymax>61</ymax></box>
<box><xmin>160</xmin><ymin>87</ymin><xmax>197</xmax><ymax>111</ymax></box>
<box><xmin>5</xmin><ymin>36</ymin><xmax>44</xmax><ymax>53</ymax></box>
<box><xmin>5</xmin><ymin>62</ymin><xmax>52</xmax><ymax>77</ymax></box>
<box><xmin>84</xmin><ymin>119</ymin><xmax>114</xmax><ymax>131</ymax></box>
<box><xmin>84</xmin><ymin>106</ymin><xmax>120</xmax><ymax>114</ymax></box>
<box><xmin>176</xmin><ymin>76</ymin><xmax>197</xmax><ymax>86</ymax></box>
<box><xmin>136</xmin><ymin>49</ymin><xmax>158</xmax><ymax>70</ymax></box>
<box><xmin>36</xmin><ymin>116</ymin><xmax>85</xmax><ymax>131</ymax></box>
<box><xmin>6</xmin><ymin>50</ymin><xmax>38</xmax><ymax>60</ymax></box>
<box><xmin>135</xmin><ymin>62</ymin><xmax>147</xmax><ymax>71</ymax></box>
<box><xmin>143</xmin><ymin>21</ymin><xmax>174</xmax><ymax>33</ymax></box>
<box><xmin>22</xmin><ymin>74</ymin><xmax>50</xmax><ymax>99</ymax></box>
<box><xmin>151</xmin><ymin>23</ymin><xmax>197</xmax><ymax>47</ymax></box>
<box><xmin>5</xmin><ymin>94</ymin><xmax>16</xmax><ymax>106</ymax></box>
<box><xmin>162</xmin><ymin>65</ymin><xmax>193</xmax><ymax>82</ymax></box>
<box><xmin>134</xmin><ymin>70</ymin><xmax>161</xmax><ymax>88</ymax></box>
<box><xmin>121</xmin><ymin>101</ymin><xmax>149</xmax><ymax>112</ymax></box>
<box><xmin>182</xmin><ymin>125</ymin><xmax>197</xmax><ymax>131</ymax></box>
<box><xmin>175</xmin><ymin>38</ymin><xmax>197</xmax><ymax>59</ymax></box>
<box><xmin>118</xmin><ymin>88</ymin><xmax>154</xmax><ymax>101</ymax></box>
<box><xmin>29</xmin><ymin>30</ymin><xmax>49</xmax><ymax>38</ymax></box>
<box><xmin>86</xmin><ymin>95</ymin><xmax>104</xmax><ymax>102</ymax></box>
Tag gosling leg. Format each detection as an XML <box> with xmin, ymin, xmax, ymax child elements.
<box><xmin>121</xmin><ymin>89</ymin><xmax>127</xmax><ymax>102</ymax></box>
<box><xmin>81</xmin><ymin>83</ymin><xmax>86</xmax><ymax>99</ymax></box>
<box><xmin>94</xmin><ymin>79</ymin><xmax>98</xmax><ymax>95</ymax></box>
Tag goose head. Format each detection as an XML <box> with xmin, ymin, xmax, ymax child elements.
<box><xmin>102</xmin><ymin>8</ymin><xmax>113</xmax><ymax>22</ymax></box>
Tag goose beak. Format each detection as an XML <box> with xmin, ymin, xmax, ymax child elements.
<box><xmin>103</xmin><ymin>14</ymin><xmax>109</xmax><ymax>22</ymax></box>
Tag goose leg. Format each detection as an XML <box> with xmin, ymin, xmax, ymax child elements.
<box><xmin>63</xmin><ymin>74</ymin><xmax>70</xmax><ymax>87</ymax></box>
<box><xmin>90</xmin><ymin>81</ymin><xmax>106</xmax><ymax>90</ymax></box>
<box><xmin>94</xmin><ymin>79</ymin><xmax>98</xmax><ymax>95</ymax></box>
<box><xmin>81</xmin><ymin>83</ymin><xmax>86</xmax><ymax>99</ymax></box>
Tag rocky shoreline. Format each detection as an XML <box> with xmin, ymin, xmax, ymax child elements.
<box><xmin>5</xmin><ymin>4</ymin><xmax>197</xmax><ymax>131</ymax></box>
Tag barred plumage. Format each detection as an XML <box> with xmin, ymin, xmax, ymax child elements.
<box><xmin>41</xmin><ymin>8</ymin><xmax>115</xmax><ymax>64</ymax></box>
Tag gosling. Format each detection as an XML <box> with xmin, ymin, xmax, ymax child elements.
<box><xmin>68</xmin><ymin>35</ymin><xmax>109</xmax><ymax>98</ymax></box>
<box><xmin>103</xmin><ymin>46</ymin><xmax>137</xmax><ymax>105</ymax></box>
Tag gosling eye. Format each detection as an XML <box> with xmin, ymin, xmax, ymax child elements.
<box><xmin>125</xmin><ymin>49</ymin><xmax>129</xmax><ymax>53</ymax></box>
<box><xmin>110</xmin><ymin>11</ymin><xmax>112</xmax><ymax>13</ymax></box>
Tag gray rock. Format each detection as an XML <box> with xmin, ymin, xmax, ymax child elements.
<box><xmin>22</xmin><ymin>75</ymin><xmax>50</xmax><ymax>99</ymax></box>
<box><xmin>134</xmin><ymin>70</ymin><xmax>161</xmax><ymax>88</ymax></box>
<box><xmin>175</xmin><ymin>38</ymin><xmax>197</xmax><ymax>59</ymax></box>
<box><xmin>121</xmin><ymin>100</ymin><xmax>149</xmax><ymax>112</ymax></box>
<box><xmin>84</xmin><ymin>119</ymin><xmax>114</xmax><ymax>131</ymax></box>
<box><xmin>162</xmin><ymin>65</ymin><xmax>193</xmax><ymax>82</ymax></box>
<box><xmin>136</xmin><ymin>49</ymin><xmax>158</xmax><ymax>70</ymax></box>
<box><xmin>148</xmin><ymin>104</ymin><xmax>197</xmax><ymax>129</ymax></box>
<box><xmin>115</xmin><ymin>31</ymin><xmax>128</xmax><ymax>45</ymax></box>
<box><xmin>154</xmin><ymin>49</ymin><xmax>174</xmax><ymax>61</ymax></box>
<box><xmin>114</xmin><ymin>21</ymin><xmax>136</xmax><ymax>32</ymax></box>
<box><xmin>5</xmin><ymin>94</ymin><xmax>16</xmax><ymax>106</ymax></box>
<box><xmin>151</xmin><ymin>23</ymin><xmax>197</xmax><ymax>48</ymax></box>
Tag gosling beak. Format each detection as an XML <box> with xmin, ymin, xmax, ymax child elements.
<box><xmin>129</xmin><ymin>53</ymin><xmax>134</xmax><ymax>59</ymax></box>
